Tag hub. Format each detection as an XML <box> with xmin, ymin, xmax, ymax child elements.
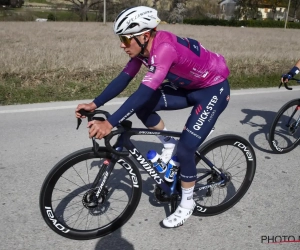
<box><xmin>288</xmin><ymin>121</ymin><xmax>298</xmax><ymax>135</ymax></box>
<box><xmin>82</xmin><ymin>187</ymin><xmax>108</xmax><ymax>209</ymax></box>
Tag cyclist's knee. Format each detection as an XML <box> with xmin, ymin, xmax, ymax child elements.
<box><xmin>136</xmin><ymin>111</ymin><xmax>161</xmax><ymax>127</ymax></box>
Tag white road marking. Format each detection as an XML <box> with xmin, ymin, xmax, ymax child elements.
<box><xmin>1</xmin><ymin>87</ymin><xmax>300</xmax><ymax>114</ymax></box>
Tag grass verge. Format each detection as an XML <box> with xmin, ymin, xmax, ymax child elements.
<box><xmin>0</xmin><ymin>69</ymin><xmax>289</xmax><ymax>106</ymax></box>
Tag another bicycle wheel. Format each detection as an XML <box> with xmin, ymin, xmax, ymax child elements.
<box><xmin>192</xmin><ymin>134</ymin><xmax>256</xmax><ymax>216</ymax></box>
<box><xmin>269</xmin><ymin>99</ymin><xmax>300</xmax><ymax>153</ymax></box>
<box><xmin>39</xmin><ymin>147</ymin><xmax>142</xmax><ymax>240</ymax></box>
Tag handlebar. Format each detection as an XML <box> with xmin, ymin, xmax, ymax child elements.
<box><xmin>279</xmin><ymin>77</ymin><xmax>300</xmax><ymax>90</ymax></box>
<box><xmin>77</xmin><ymin>109</ymin><xmax>131</xmax><ymax>156</ymax></box>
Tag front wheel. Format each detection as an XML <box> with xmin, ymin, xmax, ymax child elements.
<box><xmin>39</xmin><ymin>147</ymin><xmax>142</xmax><ymax>240</ymax></box>
<box><xmin>192</xmin><ymin>134</ymin><xmax>256</xmax><ymax>216</ymax></box>
<box><xmin>268</xmin><ymin>99</ymin><xmax>300</xmax><ymax>153</ymax></box>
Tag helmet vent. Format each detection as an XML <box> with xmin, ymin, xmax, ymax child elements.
<box><xmin>115</xmin><ymin>29</ymin><xmax>123</xmax><ymax>35</ymax></box>
<box><xmin>117</xmin><ymin>17</ymin><xmax>128</xmax><ymax>29</ymax></box>
<box><xmin>128</xmin><ymin>23</ymin><xmax>139</xmax><ymax>29</ymax></box>
<box><xmin>115</xmin><ymin>7</ymin><xmax>134</xmax><ymax>21</ymax></box>
<box><xmin>125</xmin><ymin>10</ymin><xmax>136</xmax><ymax>17</ymax></box>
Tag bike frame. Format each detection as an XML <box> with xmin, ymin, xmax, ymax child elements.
<box><xmin>78</xmin><ymin>110</ymin><xmax>228</xmax><ymax>203</ymax></box>
<box><xmin>279</xmin><ymin>78</ymin><xmax>300</xmax><ymax>134</ymax></box>
<box><xmin>286</xmin><ymin>107</ymin><xmax>300</xmax><ymax>128</ymax></box>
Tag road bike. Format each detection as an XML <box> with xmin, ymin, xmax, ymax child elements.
<box><xmin>268</xmin><ymin>78</ymin><xmax>300</xmax><ymax>153</ymax></box>
<box><xmin>39</xmin><ymin>109</ymin><xmax>256</xmax><ymax>240</ymax></box>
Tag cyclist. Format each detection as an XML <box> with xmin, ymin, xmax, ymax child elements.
<box><xmin>76</xmin><ymin>6</ymin><xmax>231</xmax><ymax>228</ymax></box>
<box><xmin>281</xmin><ymin>59</ymin><xmax>300</xmax><ymax>83</ymax></box>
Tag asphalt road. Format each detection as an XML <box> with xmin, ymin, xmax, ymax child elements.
<box><xmin>1</xmin><ymin>86</ymin><xmax>300</xmax><ymax>250</ymax></box>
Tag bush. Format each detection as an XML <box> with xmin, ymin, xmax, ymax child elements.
<box><xmin>47</xmin><ymin>13</ymin><xmax>56</xmax><ymax>21</ymax></box>
<box><xmin>183</xmin><ymin>18</ymin><xmax>300</xmax><ymax>29</ymax></box>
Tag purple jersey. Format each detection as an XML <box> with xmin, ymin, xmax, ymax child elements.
<box><xmin>123</xmin><ymin>30</ymin><xmax>230</xmax><ymax>90</ymax></box>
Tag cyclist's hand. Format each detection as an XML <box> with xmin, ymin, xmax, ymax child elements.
<box><xmin>87</xmin><ymin>120</ymin><xmax>113</xmax><ymax>139</ymax></box>
<box><xmin>281</xmin><ymin>73</ymin><xmax>292</xmax><ymax>83</ymax></box>
<box><xmin>75</xmin><ymin>103</ymin><xmax>97</xmax><ymax>118</ymax></box>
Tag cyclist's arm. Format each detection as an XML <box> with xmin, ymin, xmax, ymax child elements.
<box><xmin>282</xmin><ymin>59</ymin><xmax>300</xmax><ymax>82</ymax></box>
<box><xmin>93</xmin><ymin>71</ymin><xmax>132</xmax><ymax>107</ymax></box>
<box><xmin>107</xmin><ymin>43</ymin><xmax>177</xmax><ymax>127</ymax></box>
<box><xmin>93</xmin><ymin>58</ymin><xmax>142</xmax><ymax>107</ymax></box>
<box><xmin>107</xmin><ymin>84</ymin><xmax>155</xmax><ymax>126</ymax></box>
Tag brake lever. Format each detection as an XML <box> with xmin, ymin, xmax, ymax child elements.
<box><xmin>76</xmin><ymin>118</ymin><xmax>82</xmax><ymax>130</ymax></box>
<box><xmin>279</xmin><ymin>81</ymin><xmax>293</xmax><ymax>90</ymax></box>
<box><xmin>284</xmin><ymin>82</ymin><xmax>293</xmax><ymax>90</ymax></box>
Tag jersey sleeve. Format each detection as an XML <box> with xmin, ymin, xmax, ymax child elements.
<box><xmin>122</xmin><ymin>57</ymin><xmax>143</xmax><ymax>77</ymax></box>
<box><xmin>93</xmin><ymin>58</ymin><xmax>143</xmax><ymax>107</ymax></box>
<box><xmin>107</xmin><ymin>84</ymin><xmax>155</xmax><ymax>127</ymax></box>
<box><xmin>93</xmin><ymin>71</ymin><xmax>133</xmax><ymax>107</ymax></box>
<box><xmin>141</xmin><ymin>42</ymin><xmax>178</xmax><ymax>90</ymax></box>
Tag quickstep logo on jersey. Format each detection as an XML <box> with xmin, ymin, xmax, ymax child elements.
<box><xmin>148</xmin><ymin>65</ymin><xmax>156</xmax><ymax>73</ymax></box>
<box><xmin>195</xmin><ymin>105</ymin><xmax>202</xmax><ymax>115</ymax></box>
<box><xmin>193</xmin><ymin>96</ymin><xmax>218</xmax><ymax>131</ymax></box>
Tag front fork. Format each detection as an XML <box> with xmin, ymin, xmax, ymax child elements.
<box><xmin>91</xmin><ymin>137</ymin><xmax>120</xmax><ymax>199</ymax></box>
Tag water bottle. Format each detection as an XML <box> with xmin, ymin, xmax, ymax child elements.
<box><xmin>164</xmin><ymin>155</ymin><xmax>180</xmax><ymax>183</ymax></box>
<box><xmin>147</xmin><ymin>150</ymin><xmax>167</xmax><ymax>174</ymax></box>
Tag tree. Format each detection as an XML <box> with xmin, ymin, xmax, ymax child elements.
<box><xmin>66</xmin><ymin>0</ymin><xmax>102</xmax><ymax>21</ymax></box>
<box><xmin>235</xmin><ymin>0</ymin><xmax>261</xmax><ymax>20</ymax></box>
<box><xmin>291</xmin><ymin>0</ymin><xmax>300</xmax><ymax>19</ymax></box>
<box><xmin>0</xmin><ymin>0</ymin><xmax>24</xmax><ymax>8</ymax></box>
<box><xmin>168</xmin><ymin>2</ymin><xmax>186</xmax><ymax>23</ymax></box>
<box><xmin>234</xmin><ymin>0</ymin><xmax>290</xmax><ymax>19</ymax></box>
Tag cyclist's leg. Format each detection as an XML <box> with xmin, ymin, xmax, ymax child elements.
<box><xmin>136</xmin><ymin>82</ymin><xmax>192</xmax><ymax>162</ymax></box>
<box><xmin>163</xmin><ymin>79</ymin><xmax>230</xmax><ymax>227</ymax></box>
<box><xmin>136</xmin><ymin>82</ymin><xmax>191</xmax><ymax>127</ymax></box>
<box><xmin>178</xmin><ymin>79</ymin><xmax>230</xmax><ymax>183</ymax></box>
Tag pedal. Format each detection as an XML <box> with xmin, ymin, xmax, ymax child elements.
<box><xmin>154</xmin><ymin>185</ymin><xmax>171</xmax><ymax>203</ymax></box>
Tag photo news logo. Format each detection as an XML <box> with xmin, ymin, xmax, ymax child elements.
<box><xmin>261</xmin><ymin>235</ymin><xmax>300</xmax><ymax>244</ymax></box>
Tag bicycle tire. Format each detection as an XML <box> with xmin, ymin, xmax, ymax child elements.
<box><xmin>192</xmin><ymin>134</ymin><xmax>256</xmax><ymax>216</ymax></box>
<box><xmin>268</xmin><ymin>99</ymin><xmax>300</xmax><ymax>154</ymax></box>
<box><xmin>39</xmin><ymin>147</ymin><xmax>142</xmax><ymax>240</ymax></box>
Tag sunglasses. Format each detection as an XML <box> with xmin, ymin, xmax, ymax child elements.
<box><xmin>118</xmin><ymin>30</ymin><xmax>150</xmax><ymax>46</ymax></box>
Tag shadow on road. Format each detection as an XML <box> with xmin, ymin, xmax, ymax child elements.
<box><xmin>239</xmin><ymin>108</ymin><xmax>277</xmax><ymax>153</ymax></box>
<box><xmin>95</xmin><ymin>228</ymin><xmax>134</xmax><ymax>250</ymax></box>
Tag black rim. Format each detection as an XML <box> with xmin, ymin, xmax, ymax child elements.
<box><xmin>193</xmin><ymin>136</ymin><xmax>256</xmax><ymax>216</ymax></box>
<box><xmin>269</xmin><ymin>99</ymin><xmax>300</xmax><ymax>153</ymax></box>
<box><xmin>40</xmin><ymin>149</ymin><xmax>141</xmax><ymax>240</ymax></box>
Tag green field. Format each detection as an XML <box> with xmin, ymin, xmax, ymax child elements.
<box><xmin>0</xmin><ymin>22</ymin><xmax>299</xmax><ymax>105</ymax></box>
<box><xmin>0</xmin><ymin>7</ymin><xmax>98</xmax><ymax>21</ymax></box>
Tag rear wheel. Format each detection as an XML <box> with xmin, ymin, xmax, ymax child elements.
<box><xmin>269</xmin><ymin>99</ymin><xmax>300</xmax><ymax>153</ymax></box>
<box><xmin>39</xmin><ymin>147</ymin><xmax>142</xmax><ymax>240</ymax></box>
<box><xmin>192</xmin><ymin>135</ymin><xmax>256</xmax><ymax>216</ymax></box>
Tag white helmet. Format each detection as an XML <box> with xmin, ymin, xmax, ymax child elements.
<box><xmin>113</xmin><ymin>6</ymin><xmax>161</xmax><ymax>35</ymax></box>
